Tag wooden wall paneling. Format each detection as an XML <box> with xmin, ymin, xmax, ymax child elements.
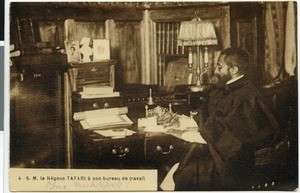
<box><xmin>10</xmin><ymin>19</ymin><xmax>20</xmax><ymax>46</ymax></box>
<box><xmin>64</xmin><ymin>19</ymin><xmax>77</xmax><ymax>41</ymax></box>
<box><xmin>11</xmin><ymin>3</ymin><xmax>144</xmax><ymax>22</ymax></box>
<box><xmin>75</xmin><ymin>21</ymin><xmax>105</xmax><ymax>42</ymax></box>
<box><xmin>150</xmin><ymin>19</ymin><xmax>157</xmax><ymax>84</ymax></box>
<box><xmin>150</xmin><ymin>6</ymin><xmax>225</xmax><ymax>22</ymax></box>
<box><xmin>115</xmin><ymin>21</ymin><xmax>142</xmax><ymax>84</ymax></box>
<box><xmin>56</xmin><ymin>21</ymin><xmax>66</xmax><ymax>48</ymax></box>
<box><xmin>108</xmin><ymin>19</ymin><xmax>142</xmax><ymax>86</ymax></box>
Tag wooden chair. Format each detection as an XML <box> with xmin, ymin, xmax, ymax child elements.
<box><xmin>250</xmin><ymin>77</ymin><xmax>298</xmax><ymax>190</ymax></box>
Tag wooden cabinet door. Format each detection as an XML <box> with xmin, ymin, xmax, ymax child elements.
<box><xmin>230</xmin><ymin>2</ymin><xmax>264</xmax><ymax>85</ymax></box>
<box><xmin>10</xmin><ymin>65</ymin><xmax>65</xmax><ymax>168</ymax></box>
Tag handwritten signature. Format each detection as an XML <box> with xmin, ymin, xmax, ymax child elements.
<box><xmin>73</xmin><ymin>180</ymin><xmax>126</xmax><ymax>190</ymax></box>
<box><xmin>46</xmin><ymin>181</ymin><xmax>67</xmax><ymax>190</ymax></box>
<box><xmin>45</xmin><ymin>180</ymin><xmax>130</xmax><ymax>190</ymax></box>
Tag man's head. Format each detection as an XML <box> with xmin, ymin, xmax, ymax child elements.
<box><xmin>213</xmin><ymin>48</ymin><xmax>249</xmax><ymax>85</ymax></box>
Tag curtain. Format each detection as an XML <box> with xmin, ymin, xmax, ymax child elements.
<box><xmin>264</xmin><ymin>2</ymin><xmax>296</xmax><ymax>83</ymax></box>
<box><xmin>284</xmin><ymin>1</ymin><xmax>297</xmax><ymax>76</ymax></box>
<box><xmin>264</xmin><ymin>2</ymin><xmax>285</xmax><ymax>83</ymax></box>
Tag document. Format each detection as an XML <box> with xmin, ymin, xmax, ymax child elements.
<box><xmin>93</xmin><ymin>128</ymin><xmax>136</xmax><ymax>138</ymax></box>
<box><xmin>73</xmin><ymin>107</ymin><xmax>128</xmax><ymax>121</ymax></box>
<box><xmin>80</xmin><ymin>91</ymin><xmax>120</xmax><ymax>99</ymax></box>
<box><xmin>80</xmin><ymin>114</ymin><xmax>133</xmax><ymax>130</ymax></box>
<box><xmin>181</xmin><ymin>131</ymin><xmax>207</xmax><ymax>144</ymax></box>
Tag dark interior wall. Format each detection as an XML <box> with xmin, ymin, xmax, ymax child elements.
<box><xmin>10</xmin><ymin>2</ymin><xmax>267</xmax><ymax>86</ymax></box>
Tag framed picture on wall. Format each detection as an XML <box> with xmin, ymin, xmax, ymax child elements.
<box><xmin>93</xmin><ymin>39</ymin><xmax>110</xmax><ymax>61</ymax></box>
<box><xmin>162</xmin><ymin>54</ymin><xmax>190</xmax><ymax>92</ymax></box>
<box><xmin>65</xmin><ymin>40</ymin><xmax>81</xmax><ymax>63</ymax></box>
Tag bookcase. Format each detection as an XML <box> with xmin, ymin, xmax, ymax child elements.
<box><xmin>10</xmin><ymin>54</ymin><xmax>67</xmax><ymax>168</ymax></box>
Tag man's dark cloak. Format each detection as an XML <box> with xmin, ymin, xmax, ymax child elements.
<box><xmin>173</xmin><ymin>77</ymin><xmax>279</xmax><ymax>190</ymax></box>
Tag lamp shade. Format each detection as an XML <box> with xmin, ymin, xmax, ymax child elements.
<box><xmin>177</xmin><ymin>18</ymin><xmax>218</xmax><ymax>46</ymax></box>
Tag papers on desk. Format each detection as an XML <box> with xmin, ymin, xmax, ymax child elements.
<box><xmin>143</xmin><ymin>125</ymin><xmax>166</xmax><ymax>133</ymax></box>
<box><xmin>80</xmin><ymin>91</ymin><xmax>120</xmax><ymax>99</ymax></box>
<box><xmin>74</xmin><ymin>107</ymin><xmax>128</xmax><ymax>121</ymax></box>
<box><xmin>80</xmin><ymin>85</ymin><xmax>120</xmax><ymax>99</ymax></box>
<box><xmin>74</xmin><ymin>107</ymin><xmax>133</xmax><ymax>130</ymax></box>
<box><xmin>93</xmin><ymin>128</ymin><xmax>136</xmax><ymax>138</ymax></box>
<box><xmin>181</xmin><ymin>131</ymin><xmax>207</xmax><ymax>144</ymax></box>
<box><xmin>178</xmin><ymin>116</ymin><xmax>198</xmax><ymax>130</ymax></box>
<box><xmin>80</xmin><ymin>114</ymin><xmax>133</xmax><ymax>130</ymax></box>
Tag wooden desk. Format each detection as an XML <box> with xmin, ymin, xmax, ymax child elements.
<box><xmin>72</xmin><ymin>122</ymin><xmax>190</xmax><ymax>170</ymax></box>
<box><xmin>72</xmin><ymin>123</ymin><xmax>144</xmax><ymax>169</ymax></box>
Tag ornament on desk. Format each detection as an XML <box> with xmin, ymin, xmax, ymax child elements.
<box><xmin>79</xmin><ymin>37</ymin><xmax>92</xmax><ymax>62</ymax></box>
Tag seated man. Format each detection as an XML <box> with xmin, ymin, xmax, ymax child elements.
<box><xmin>161</xmin><ymin>48</ymin><xmax>279</xmax><ymax>190</ymax></box>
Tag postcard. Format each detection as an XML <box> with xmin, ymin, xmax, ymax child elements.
<box><xmin>93</xmin><ymin>39</ymin><xmax>110</xmax><ymax>61</ymax></box>
<box><xmin>6</xmin><ymin>1</ymin><xmax>298</xmax><ymax>192</ymax></box>
<box><xmin>65</xmin><ymin>40</ymin><xmax>81</xmax><ymax>63</ymax></box>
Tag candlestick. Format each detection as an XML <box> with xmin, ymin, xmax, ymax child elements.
<box><xmin>147</xmin><ymin>88</ymin><xmax>154</xmax><ymax>105</ymax></box>
<box><xmin>204</xmin><ymin>47</ymin><xmax>208</xmax><ymax>66</ymax></box>
<box><xmin>188</xmin><ymin>47</ymin><xmax>193</xmax><ymax>67</ymax></box>
<box><xmin>145</xmin><ymin>105</ymin><xmax>148</xmax><ymax>118</ymax></box>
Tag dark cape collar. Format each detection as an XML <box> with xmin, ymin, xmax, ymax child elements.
<box><xmin>223</xmin><ymin>76</ymin><xmax>250</xmax><ymax>94</ymax></box>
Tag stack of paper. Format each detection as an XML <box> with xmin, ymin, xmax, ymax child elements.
<box><xmin>74</xmin><ymin>107</ymin><xmax>133</xmax><ymax>130</ymax></box>
<box><xmin>80</xmin><ymin>85</ymin><xmax>120</xmax><ymax>98</ymax></box>
<box><xmin>80</xmin><ymin>114</ymin><xmax>133</xmax><ymax>130</ymax></box>
<box><xmin>94</xmin><ymin>129</ymin><xmax>136</xmax><ymax>138</ymax></box>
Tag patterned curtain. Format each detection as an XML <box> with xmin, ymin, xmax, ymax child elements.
<box><xmin>284</xmin><ymin>1</ymin><xmax>297</xmax><ymax>76</ymax></box>
<box><xmin>264</xmin><ymin>2</ymin><xmax>285</xmax><ymax>83</ymax></box>
<box><xmin>264</xmin><ymin>2</ymin><xmax>296</xmax><ymax>84</ymax></box>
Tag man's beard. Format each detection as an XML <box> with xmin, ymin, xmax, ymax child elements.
<box><xmin>210</xmin><ymin>74</ymin><xmax>231</xmax><ymax>87</ymax></box>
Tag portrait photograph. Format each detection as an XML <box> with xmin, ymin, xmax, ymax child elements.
<box><xmin>65</xmin><ymin>40</ymin><xmax>81</xmax><ymax>63</ymax></box>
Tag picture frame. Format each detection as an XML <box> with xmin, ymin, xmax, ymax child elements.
<box><xmin>65</xmin><ymin>40</ymin><xmax>81</xmax><ymax>63</ymax></box>
<box><xmin>93</xmin><ymin>39</ymin><xmax>110</xmax><ymax>61</ymax></box>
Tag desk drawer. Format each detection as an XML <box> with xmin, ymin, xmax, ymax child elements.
<box><xmin>145</xmin><ymin>134</ymin><xmax>187</xmax><ymax>165</ymax></box>
<box><xmin>76</xmin><ymin>135</ymin><xmax>144</xmax><ymax>169</ymax></box>
<box><xmin>76</xmin><ymin>63</ymin><xmax>111</xmax><ymax>78</ymax></box>
<box><xmin>72</xmin><ymin>97</ymin><xmax>123</xmax><ymax>112</ymax></box>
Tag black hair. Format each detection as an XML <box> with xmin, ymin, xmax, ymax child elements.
<box><xmin>220</xmin><ymin>48</ymin><xmax>249</xmax><ymax>72</ymax></box>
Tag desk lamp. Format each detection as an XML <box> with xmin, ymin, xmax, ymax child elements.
<box><xmin>177</xmin><ymin>13</ymin><xmax>218</xmax><ymax>92</ymax></box>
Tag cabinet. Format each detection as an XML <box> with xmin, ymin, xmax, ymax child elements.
<box><xmin>65</xmin><ymin>60</ymin><xmax>120</xmax><ymax>168</ymax></box>
<box><xmin>230</xmin><ymin>2</ymin><xmax>264</xmax><ymax>85</ymax></box>
<box><xmin>10</xmin><ymin>54</ymin><xmax>67</xmax><ymax>168</ymax></box>
<box><xmin>68</xmin><ymin>60</ymin><xmax>116</xmax><ymax>92</ymax></box>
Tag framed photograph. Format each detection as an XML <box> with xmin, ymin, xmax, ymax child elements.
<box><xmin>93</xmin><ymin>39</ymin><xmax>110</xmax><ymax>61</ymax></box>
<box><xmin>65</xmin><ymin>40</ymin><xmax>81</xmax><ymax>63</ymax></box>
